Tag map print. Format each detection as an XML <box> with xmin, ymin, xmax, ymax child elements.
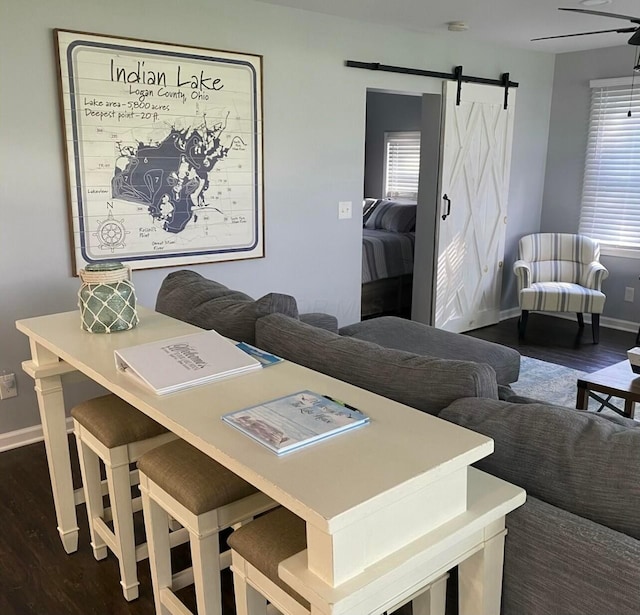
<box><xmin>56</xmin><ymin>31</ymin><xmax>263</xmax><ymax>272</ymax></box>
<box><xmin>112</xmin><ymin>118</ymin><xmax>239</xmax><ymax>234</ymax></box>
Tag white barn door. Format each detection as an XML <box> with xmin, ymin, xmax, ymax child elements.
<box><xmin>434</xmin><ymin>81</ymin><xmax>516</xmax><ymax>332</ymax></box>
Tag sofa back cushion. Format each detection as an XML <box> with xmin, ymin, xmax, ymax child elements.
<box><xmin>155</xmin><ymin>270</ymin><xmax>298</xmax><ymax>344</ymax></box>
<box><xmin>255</xmin><ymin>314</ymin><xmax>498</xmax><ymax>416</ymax></box>
<box><xmin>440</xmin><ymin>398</ymin><xmax>640</xmax><ymax>539</ymax></box>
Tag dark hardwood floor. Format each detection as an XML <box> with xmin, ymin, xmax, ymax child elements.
<box><xmin>466</xmin><ymin>313</ymin><xmax>634</xmax><ymax>373</ymax></box>
<box><xmin>1</xmin><ymin>313</ymin><xmax>634</xmax><ymax>614</ymax></box>
<box><xmin>0</xmin><ymin>434</ymin><xmax>236</xmax><ymax>615</ymax></box>
<box><xmin>0</xmin><ymin>433</ymin><xmax>414</xmax><ymax>614</ymax></box>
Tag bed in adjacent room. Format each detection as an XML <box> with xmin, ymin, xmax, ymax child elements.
<box><xmin>361</xmin><ymin>199</ymin><xmax>416</xmax><ymax>318</ymax></box>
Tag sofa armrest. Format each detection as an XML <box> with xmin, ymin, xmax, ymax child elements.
<box><xmin>339</xmin><ymin>316</ymin><xmax>520</xmax><ymax>386</ymax></box>
<box><xmin>512</xmin><ymin>259</ymin><xmax>531</xmax><ymax>290</ymax></box>
<box><xmin>299</xmin><ymin>312</ymin><xmax>338</xmax><ymax>334</ymax></box>
<box><xmin>581</xmin><ymin>260</ymin><xmax>609</xmax><ymax>290</ymax></box>
<box><xmin>503</xmin><ymin>496</ymin><xmax>640</xmax><ymax>615</ymax></box>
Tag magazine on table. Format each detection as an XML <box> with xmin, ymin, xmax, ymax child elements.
<box><xmin>235</xmin><ymin>342</ymin><xmax>283</xmax><ymax>366</ymax></box>
<box><xmin>222</xmin><ymin>390</ymin><xmax>369</xmax><ymax>455</ymax></box>
<box><xmin>114</xmin><ymin>330</ymin><xmax>261</xmax><ymax>395</ymax></box>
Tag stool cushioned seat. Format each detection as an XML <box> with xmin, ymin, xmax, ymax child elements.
<box><xmin>137</xmin><ymin>439</ymin><xmax>258</xmax><ymax>515</ymax></box>
<box><xmin>71</xmin><ymin>394</ymin><xmax>167</xmax><ymax>447</ymax></box>
<box><xmin>228</xmin><ymin>507</ymin><xmax>308</xmax><ymax>608</ymax></box>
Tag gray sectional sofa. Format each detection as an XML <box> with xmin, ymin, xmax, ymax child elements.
<box><xmin>156</xmin><ymin>270</ymin><xmax>640</xmax><ymax>615</ymax></box>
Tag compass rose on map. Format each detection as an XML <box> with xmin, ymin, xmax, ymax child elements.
<box><xmin>93</xmin><ymin>210</ymin><xmax>129</xmax><ymax>252</ymax></box>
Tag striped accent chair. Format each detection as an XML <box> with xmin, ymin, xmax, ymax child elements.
<box><xmin>513</xmin><ymin>233</ymin><xmax>608</xmax><ymax>343</ymax></box>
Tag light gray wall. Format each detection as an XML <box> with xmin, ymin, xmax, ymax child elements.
<box><xmin>0</xmin><ymin>0</ymin><xmax>555</xmax><ymax>434</ymax></box>
<box><xmin>363</xmin><ymin>91</ymin><xmax>422</xmax><ymax>198</ymax></box>
<box><xmin>540</xmin><ymin>45</ymin><xmax>640</xmax><ymax>324</ymax></box>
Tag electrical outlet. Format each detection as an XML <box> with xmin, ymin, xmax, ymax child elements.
<box><xmin>625</xmin><ymin>287</ymin><xmax>635</xmax><ymax>303</ymax></box>
<box><xmin>0</xmin><ymin>372</ymin><xmax>17</xmax><ymax>400</ymax></box>
<box><xmin>338</xmin><ymin>201</ymin><xmax>352</xmax><ymax>220</ymax></box>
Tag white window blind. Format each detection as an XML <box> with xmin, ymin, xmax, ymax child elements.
<box><xmin>384</xmin><ymin>132</ymin><xmax>421</xmax><ymax>199</ymax></box>
<box><xmin>579</xmin><ymin>78</ymin><xmax>640</xmax><ymax>257</ymax></box>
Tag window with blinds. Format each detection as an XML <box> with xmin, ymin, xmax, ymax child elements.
<box><xmin>383</xmin><ymin>132</ymin><xmax>421</xmax><ymax>199</ymax></box>
<box><xmin>579</xmin><ymin>77</ymin><xmax>640</xmax><ymax>257</ymax></box>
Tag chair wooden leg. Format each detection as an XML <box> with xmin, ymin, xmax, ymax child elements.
<box><xmin>592</xmin><ymin>314</ymin><xmax>600</xmax><ymax>344</ymax></box>
<box><xmin>577</xmin><ymin>313</ymin><xmax>584</xmax><ymax>328</ymax></box>
<box><xmin>518</xmin><ymin>310</ymin><xmax>529</xmax><ymax>339</ymax></box>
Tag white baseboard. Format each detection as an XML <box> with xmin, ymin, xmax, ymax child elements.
<box><xmin>499</xmin><ymin>308</ymin><xmax>639</xmax><ymax>334</ymax></box>
<box><xmin>0</xmin><ymin>417</ymin><xmax>74</xmax><ymax>453</ymax></box>
<box><xmin>500</xmin><ymin>307</ymin><xmax>521</xmax><ymax>320</ymax></box>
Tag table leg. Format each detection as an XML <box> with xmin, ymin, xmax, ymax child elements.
<box><xmin>33</xmin><ymin>373</ymin><xmax>79</xmax><ymax>554</ymax></box>
<box><xmin>624</xmin><ymin>399</ymin><xmax>635</xmax><ymax>419</ymax></box>
<box><xmin>458</xmin><ymin>520</ymin><xmax>506</xmax><ymax>615</ymax></box>
<box><xmin>411</xmin><ymin>574</ymin><xmax>448</xmax><ymax>615</ymax></box>
<box><xmin>576</xmin><ymin>383</ymin><xmax>588</xmax><ymax>410</ymax></box>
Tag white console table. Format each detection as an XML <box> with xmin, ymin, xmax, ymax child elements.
<box><xmin>17</xmin><ymin>307</ymin><xmax>525</xmax><ymax>614</ymax></box>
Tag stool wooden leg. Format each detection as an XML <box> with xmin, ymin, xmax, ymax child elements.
<box><xmin>105</xmin><ymin>458</ymin><xmax>140</xmax><ymax>601</ymax></box>
<box><xmin>74</xmin><ymin>432</ymin><xmax>107</xmax><ymax>560</ymax></box>
<box><xmin>192</xmin><ymin>530</ymin><xmax>223</xmax><ymax>615</ymax></box>
<box><xmin>233</xmin><ymin>573</ymin><xmax>268</xmax><ymax>615</ymax></box>
<box><xmin>140</xmin><ymin>482</ymin><xmax>172</xmax><ymax>615</ymax></box>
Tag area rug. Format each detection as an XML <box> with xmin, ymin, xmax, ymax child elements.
<box><xmin>511</xmin><ymin>356</ymin><xmax>626</xmax><ymax>413</ymax></box>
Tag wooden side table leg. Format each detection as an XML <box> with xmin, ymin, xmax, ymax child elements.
<box><xmin>34</xmin><ymin>374</ymin><xmax>79</xmax><ymax>553</ymax></box>
<box><xmin>576</xmin><ymin>382</ymin><xmax>588</xmax><ymax>411</ymax></box>
<box><xmin>458</xmin><ymin>521</ymin><xmax>507</xmax><ymax>615</ymax></box>
<box><xmin>624</xmin><ymin>399</ymin><xmax>635</xmax><ymax>419</ymax></box>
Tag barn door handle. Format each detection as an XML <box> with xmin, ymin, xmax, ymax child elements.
<box><xmin>442</xmin><ymin>194</ymin><xmax>451</xmax><ymax>220</ymax></box>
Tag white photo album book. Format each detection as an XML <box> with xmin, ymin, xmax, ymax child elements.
<box><xmin>114</xmin><ymin>330</ymin><xmax>261</xmax><ymax>394</ymax></box>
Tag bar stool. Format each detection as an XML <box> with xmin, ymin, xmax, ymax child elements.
<box><xmin>71</xmin><ymin>394</ymin><xmax>178</xmax><ymax>601</ymax></box>
<box><xmin>137</xmin><ymin>438</ymin><xmax>277</xmax><ymax>615</ymax></box>
<box><xmin>228</xmin><ymin>507</ymin><xmax>448</xmax><ymax>615</ymax></box>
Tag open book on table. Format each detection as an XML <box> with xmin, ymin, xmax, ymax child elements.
<box><xmin>114</xmin><ymin>330</ymin><xmax>261</xmax><ymax>395</ymax></box>
<box><xmin>222</xmin><ymin>390</ymin><xmax>369</xmax><ymax>455</ymax></box>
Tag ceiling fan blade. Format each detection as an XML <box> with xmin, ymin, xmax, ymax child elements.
<box><xmin>532</xmin><ymin>27</ymin><xmax>636</xmax><ymax>42</ymax></box>
<box><xmin>559</xmin><ymin>8</ymin><xmax>640</xmax><ymax>25</ymax></box>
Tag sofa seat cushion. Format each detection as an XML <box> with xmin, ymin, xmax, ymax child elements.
<box><xmin>155</xmin><ymin>270</ymin><xmax>298</xmax><ymax>344</ymax></box>
<box><xmin>339</xmin><ymin>316</ymin><xmax>520</xmax><ymax>385</ymax></box>
<box><xmin>440</xmin><ymin>397</ymin><xmax>640</xmax><ymax>539</ymax></box>
<box><xmin>520</xmin><ymin>282</ymin><xmax>606</xmax><ymax>313</ymax></box>
<box><xmin>256</xmin><ymin>313</ymin><xmax>499</xmax><ymax>416</ymax></box>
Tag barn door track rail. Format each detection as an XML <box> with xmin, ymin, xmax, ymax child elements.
<box><xmin>345</xmin><ymin>61</ymin><xmax>519</xmax><ymax>109</ymax></box>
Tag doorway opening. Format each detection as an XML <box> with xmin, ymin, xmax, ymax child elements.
<box><xmin>361</xmin><ymin>89</ymin><xmax>442</xmax><ymax>323</ymax></box>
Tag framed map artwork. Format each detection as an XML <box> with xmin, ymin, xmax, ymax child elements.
<box><xmin>55</xmin><ymin>30</ymin><xmax>264</xmax><ymax>273</ymax></box>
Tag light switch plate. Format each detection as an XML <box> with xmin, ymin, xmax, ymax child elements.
<box><xmin>338</xmin><ymin>201</ymin><xmax>352</xmax><ymax>220</ymax></box>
